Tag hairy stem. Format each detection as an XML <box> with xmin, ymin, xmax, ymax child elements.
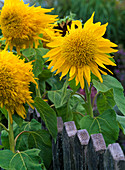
<box><xmin>8</xmin><ymin>115</ymin><xmax>15</xmax><ymax>153</ymax></box>
<box><xmin>84</xmin><ymin>80</ymin><xmax>93</xmax><ymax>118</ymax></box>
<box><xmin>0</xmin><ymin>123</ymin><xmax>9</xmax><ymax>133</ymax></box>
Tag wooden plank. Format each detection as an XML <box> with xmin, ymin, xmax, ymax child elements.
<box><xmin>52</xmin><ymin>117</ymin><xmax>64</xmax><ymax>170</ymax></box>
<box><xmin>87</xmin><ymin>133</ymin><xmax>106</xmax><ymax>170</ymax></box>
<box><xmin>74</xmin><ymin>129</ymin><xmax>90</xmax><ymax>170</ymax></box>
<box><xmin>63</xmin><ymin>121</ymin><xmax>77</xmax><ymax>170</ymax></box>
<box><xmin>104</xmin><ymin>143</ymin><xmax>125</xmax><ymax>170</ymax></box>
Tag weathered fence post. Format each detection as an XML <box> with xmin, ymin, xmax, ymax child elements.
<box><xmin>63</xmin><ymin>121</ymin><xmax>77</xmax><ymax>170</ymax></box>
<box><xmin>74</xmin><ymin>129</ymin><xmax>90</xmax><ymax>170</ymax></box>
<box><xmin>87</xmin><ymin>133</ymin><xmax>106</xmax><ymax>170</ymax></box>
<box><xmin>52</xmin><ymin>117</ymin><xmax>64</xmax><ymax>170</ymax></box>
<box><xmin>104</xmin><ymin>143</ymin><xmax>125</xmax><ymax>170</ymax></box>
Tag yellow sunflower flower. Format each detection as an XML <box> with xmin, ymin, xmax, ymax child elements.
<box><xmin>42</xmin><ymin>27</ymin><xmax>61</xmax><ymax>48</ymax></box>
<box><xmin>0</xmin><ymin>50</ymin><xmax>37</xmax><ymax>123</ymax></box>
<box><xmin>0</xmin><ymin>0</ymin><xmax>58</xmax><ymax>54</ymax></box>
<box><xmin>43</xmin><ymin>12</ymin><xmax>117</xmax><ymax>89</ymax></box>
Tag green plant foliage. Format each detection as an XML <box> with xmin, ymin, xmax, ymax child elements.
<box><xmin>33</xmin><ymin>97</ymin><xmax>57</xmax><ymax>140</ymax></box>
<box><xmin>97</xmin><ymin>89</ymin><xmax>116</xmax><ymax>114</ymax></box>
<box><xmin>69</xmin><ymin>78</ymin><xmax>81</xmax><ymax>92</ymax></box>
<box><xmin>46</xmin><ymin>75</ymin><xmax>65</xmax><ymax>90</ymax></box>
<box><xmin>93</xmin><ymin>75</ymin><xmax>125</xmax><ymax>116</ymax></box>
<box><xmin>48</xmin><ymin>80</ymin><xmax>86</xmax><ymax>124</ymax></box>
<box><xmin>117</xmin><ymin>115</ymin><xmax>125</xmax><ymax>135</ymax></box>
<box><xmin>48</xmin><ymin>80</ymin><xmax>73</xmax><ymax>121</ymax></box>
<box><xmin>22</xmin><ymin>48</ymin><xmax>36</xmax><ymax>58</ymax></box>
<box><xmin>12</xmin><ymin>119</ymin><xmax>52</xmax><ymax>168</ymax></box>
<box><xmin>0</xmin><ymin>149</ymin><xmax>42</xmax><ymax>170</ymax></box>
<box><xmin>33</xmin><ymin>48</ymin><xmax>48</xmax><ymax>77</ymax></box>
<box><xmin>0</xmin><ymin>106</ymin><xmax>8</xmax><ymax>119</ymax></box>
<box><xmin>48</xmin><ymin>80</ymin><xmax>71</xmax><ymax>108</ymax></box>
<box><xmin>12</xmin><ymin>114</ymin><xmax>23</xmax><ymax>127</ymax></box>
<box><xmin>28</xmin><ymin>130</ymin><xmax>52</xmax><ymax>168</ymax></box>
<box><xmin>1</xmin><ymin>130</ymin><xmax>9</xmax><ymax>149</ymax></box>
<box><xmin>80</xmin><ymin>109</ymin><xmax>119</xmax><ymax>145</ymax></box>
<box><xmin>70</xmin><ymin>95</ymin><xmax>86</xmax><ymax>128</ymax></box>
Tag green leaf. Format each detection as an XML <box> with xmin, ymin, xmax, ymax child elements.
<box><xmin>117</xmin><ymin>115</ymin><xmax>125</xmax><ymax>135</ymax></box>
<box><xmin>56</xmin><ymin>102</ymin><xmax>73</xmax><ymax>122</ymax></box>
<box><xmin>70</xmin><ymin>95</ymin><xmax>86</xmax><ymax>128</ymax></box>
<box><xmin>0</xmin><ymin>106</ymin><xmax>8</xmax><ymax>119</ymax></box>
<box><xmin>0</xmin><ymin>149</ymin><xmax>42</xmax><ymax>170</ymax></box>
<box><xmin>15</xmin><ymin>119</ymin><xmax>41</xmax><ymax>151</ymax></box>
<box><xmin>36</xmin><ymin>48</ymin><xmax>49</xmax><ymax>57</ymax></box>
<box><xmin>69</xmin><ymin>78</ymin><xmax>80</xmax><ymax>92</ymax></box>
<box><xmin>33</xmin><ymin>50</ymin><xmax>44</xmax><ymax>77</ymax></box>
<box><xmin>48</xmin><ymin>80</ymin><xmax>73</xmax><ymax>122</ymax></box>
<box><xmin>48</xmin><ymin>80</ymin><xmax>72</xmax><ymax>108</ymax></box>
<box><xmin>19</xmin><ymin>119</ymin><xmax>41</xmax><ymax>131</ymax></box>
<box><xmin>80</xmin><ymin>109</ymin><xmax>119</xmax><ymax>145</ymax></box>
<box><xmin>93</xmin><ymin>75</ymin><xmax>125</xmax><ymax>115</ymax></box>
<box><xmin>38</xmin><ymin>69</ymin><xmax>52</xmax><ymax>81</ymax></box>
<box><xmin>33</xmin><ymin>97</ymin><xmax>57</xmax><ymax>140</ymax></box>
<box><xmin>28</xmin><ymin>130</ymin><xmax>52</xmax><ymax>168</ymax></box>
<box><xmin>97</xmin><ymin>89</ymin><xmax>116</xmax><ymax>114</ymax></box>
<box><xmin>22</xmin><ymin>48</ymin><xmax>35</xmax><ymax>58</ymax></box>
<box><xmin>46</xmin><ymin>75</ymin><xmax>65</xmax><ymax>90</ymax></box>
<box><xmin>12</xmin><ymin>114</ymin><xmax>23</xmax><ymax>127</ymax></box>
<box><xmin>1</xmin><ymin>130</ymin><xmax>9</xmax><ymax>149</ymax></box>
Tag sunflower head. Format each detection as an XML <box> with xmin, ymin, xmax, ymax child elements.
<box><xmin>0</xmin><ymin>50</ymin><xmax>37</xmax><ymax>123</ymax></box>
<box><xmin>0</xmin><ymin>0</ymin><xmax>58</xmax><ymax>54</ymax></box>
<box><xmin>43</xmin><ymin>12</ymin><xmax>118</xmax><ymax>89</ymax></box>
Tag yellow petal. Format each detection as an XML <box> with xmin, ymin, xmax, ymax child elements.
<box><xmin>70</xmin><ymin>66</ymin><xmax>76</xmax><ymax>77</ymax></box>
<box><xmin>60</xmin><ymin>65</ymin><xmax>70</xmax><ymax>80</ymax></box>
<box><xmin>51</xmin><ymin>57</ymin><xmax>66</xmax><ymax>72</ymax></box>
<box><xmin>98</xmin><ymin>38</ymin><xmax>118</xmax><ymax>47</ymax></box>
<box><xmin>75</xmin><ymin>75</ymin><xmax>79</xmax><ymax>86</ymax></box>
<box><xmin>97</xmin><ymin>47</ymin><xmax>118</xmax><ymax>53</ymax></box>
<box><xmin>43</xmin><ymin>47</ymin><xmax>61</xmax><ymax>58</ymax></box>
<box><xmin>84</xmin><ymin>12</ymin><xmax>95</xmax><ymax>29</ymax></box>
<box><xmin>47</xmin><ymin>38</ymin><xmax>63</xmax><ymax>47</ymax></box>
<box><xmin>94</xmin><ymin>23</ymin><xmax>108</xmax><ymax>37</ymax></box>
<box><xmin>95</xmin><ymin>54</ymin><xmax>116</xmax><ymax>66</ymax></box>
<box><xmin>98</xmin><ymin>68</ymin><xmax>107</xmax><ymax>75</ymax></box>
<box><xmin>83</xmin><ymin>65</ymin><xmax>91</xmax><ymax>86</ymax></box>
<box><xmin>90</xmin><ymin>63</ymin><xmax>103</xmax><ymax>83</ymax></box>
<box><xmin>78</xmin><ymin>68</ymin><xmax>84</xmax><ymax>89</ymax></box>
<box><xmin>73</xmin><ymin>20</ymin><xmax>82</xmax><ymax>29</ymax></box>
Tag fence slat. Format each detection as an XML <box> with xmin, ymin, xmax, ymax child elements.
<box><xmin>52</xmin><ymin>117</ymin><xmax>64</xmax><ymax>170</ymax></box>
<box><xmin>63</xmin><ymin>121</ymin><xmax>77</xmax><ymax>170</ymax></box>
<box><xmin>104</xmin><ymin>143</ymin><xmax>125</xmax><ymax>170</ymax></box>
<box><xmin>74</xmin><ymin>129</ymin><xmax>90</xmax><ymax>170</ymax></box>
<box><xmin>87</xmin><ymin>133</ymin><xmax>106</xmax><ymax>170</ymax></box>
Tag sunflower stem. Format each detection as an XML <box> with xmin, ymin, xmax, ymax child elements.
<box><xmin>0</xmin><ymin>123</ymin><xmax>9</xmax><ymax>133</ymax></box>
<box><xmin>84</xmin><ymin>80</ymin><xmax>93</xmax><ymax>118</ymax></box>
<box><xmin>8</xmin><ymin>115</ymin><xmax>15</xmax><ymax>153</ymax></box>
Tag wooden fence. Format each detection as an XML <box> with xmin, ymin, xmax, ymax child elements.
<box><xmin>52</xmin><ymin>117</ymin><xmax>125</xmax><ymax>170</ymax></box>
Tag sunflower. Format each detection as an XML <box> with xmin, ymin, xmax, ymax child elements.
<box><xmin>0</xmin><ymin>50</ymin><xmax>37</xmax><ymax>123</ymax></box>
<box><xmin>0</xmin><ymin>0</ymin><xmax>58</xmax><ymax>54</ymax></box>
<box><xmin>43</xmin><ymin>12</ymin><xmax>117</xmax><ymax>89</ymax></box>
